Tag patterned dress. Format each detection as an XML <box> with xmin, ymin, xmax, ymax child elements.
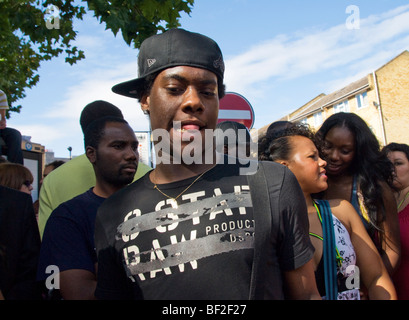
<box><xmin>313</xmin><ymin>213</ymin><xmax>360</xmax><ymax>300</ymax></box>
<box><xmin>332</xmin><ymin>215</ymin><xmax>360</xmax><ymax>300</ymax></box>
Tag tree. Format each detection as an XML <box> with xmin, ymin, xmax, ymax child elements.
<box><xmin>0</xmin><ymin>0</ymin><xmax>194</xmax><ymax>117</ymax></box>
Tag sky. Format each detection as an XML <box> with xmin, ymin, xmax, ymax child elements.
<box><xmin>8</xmin><ymin>0</ymin><xmax>409</xmax><ymax>158</ymax></box>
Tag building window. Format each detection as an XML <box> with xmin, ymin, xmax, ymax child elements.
<box><xmin>300</xmin><ymin>118</ymin><xmax>308</xmax><ymax>125</ymax></box>
<box><xmin>356</xmin><ymin>91</ymin><xmax>368</xmax><ymax>109</ymax></box>
<box><xmin>333</xmin><ymin>100</ymin><xmax>349</xmax><ymax>113</ymax></box>
<box><xmin>314</xmin><ymin>112</ymin><xmax>323</xmax><ymax>127</ymax></box>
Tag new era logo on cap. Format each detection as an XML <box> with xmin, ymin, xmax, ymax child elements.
<box><xmin>147</xmin><ymin>59</ymin><xmax>156</xmax><ymax>68</ymax></box>
<box><xmin>213</xmin><ymin>55</ymin><xmax>225</xmax><ymax>74</ymax></box>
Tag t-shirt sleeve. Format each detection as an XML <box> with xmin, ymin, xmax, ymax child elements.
<box><xmin>276</xmin><ymin>167</ymin><xmax>314</xmax><ymax>271</ymax></box>
<box><xmin>37</xmin><ymin>205</ymin><xmax>95</xmax><ymax>281</ymax></box>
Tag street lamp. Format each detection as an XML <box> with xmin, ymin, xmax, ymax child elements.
<box><xmin>67</xmin><ymin>146</ymin><xmax>72</xmax><ymax>159</ymax></box>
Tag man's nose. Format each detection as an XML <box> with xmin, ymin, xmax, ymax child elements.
<box><xmin>125</xmin><ymin>146</ymin><xmax>139</xmax><ymax>161</ymax></box>
<box><xmin>180</xmin><ymin>87</ymin><xmax>204</xmax><ymax>113</ymax></box>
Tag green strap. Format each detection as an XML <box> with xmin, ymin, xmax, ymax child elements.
<box><xmin>314</xmin><ymin>199</ymin><xmax>338</xmax><ymax>300</ymax></box>
<box><xmin>309</xmin><ymin>232</ymin><xmax>323</xmax><ymax>240</ymax></box>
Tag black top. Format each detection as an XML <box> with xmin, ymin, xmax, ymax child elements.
<box><xmin>95</xmin><ymin>160</ymin><xmax>313</xmax><ymax>300</ymax></box>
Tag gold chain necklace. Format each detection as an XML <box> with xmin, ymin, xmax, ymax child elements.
<box><xmin>153</xmin><ymin>166</ymin><xmax>213</xmax><ymax>208</ymax></box>
<box><xmin>398</xmin><ymin>189</ymin><xmax>409</xmax><ymax>210</ymax></box>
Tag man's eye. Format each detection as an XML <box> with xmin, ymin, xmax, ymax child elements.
<box><xmin>202</xmin><ymin>90</ymin><xmax>216</xmax><ymax>97</ymax></box>
<box><xmin>167</xmin><ymin>87</ymin><xmax>183</xmax><ymax>94</ymax></box>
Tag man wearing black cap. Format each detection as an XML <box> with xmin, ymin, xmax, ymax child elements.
<box><xmin>94</xmin><ymin>29</ymin><xmax>320</xmax><ymax>300</ymax></box>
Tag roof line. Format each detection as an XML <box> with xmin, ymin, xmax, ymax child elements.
<box><xmin>290</xmin><ymin>82</ymin><xmax>370</xmax><ymax>121</ymax></box>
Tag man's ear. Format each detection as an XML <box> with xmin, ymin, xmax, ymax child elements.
<box><xmin>140</xmin><ymin>95</ymin><xmax>150</xmax><ymax>115</ymax></box>
<box><xmin>85</xmin><ymin>146</ymin><xmax>97</xmax><ymax>164</ymax></box>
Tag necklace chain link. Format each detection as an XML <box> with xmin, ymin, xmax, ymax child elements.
<box><xmin>153</xmin><ymin>167</ymin><xmax>213</xmax><ymax>205</ymax></box>
<box><xmin>398</xmin><ymin>190</ymin><xmax>409</xmax><ymax>210</ymax></box>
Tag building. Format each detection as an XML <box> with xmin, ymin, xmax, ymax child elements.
<box><xmin>21</xmin><ymin>136</ymin><xmax>45</xmax><ymax>202</ymax></box>
<box><xmin>258</xmin><ymin>50</ymin><xmax>409</xmax><ymax>146</ymax></box>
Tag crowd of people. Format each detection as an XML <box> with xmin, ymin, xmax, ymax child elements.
<box><xmin>0</xmin><ymin>28</ymin><xmax>408</xmax><ymax>300</ymax></box>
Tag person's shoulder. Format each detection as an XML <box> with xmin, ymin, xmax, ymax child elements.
<box><xmin>0</xmin><ymin>185</ymin><xmax>32</xmax><ymax>204</ymax></box>
<box><xmin>101</xmin><ymin>175</ymin><xmax>147</xmax><ymax>209</ymax></box>
<box><xmin>0</xmin><ymin>187</ymin><xmax>34</xmax><ymax>227</ymax></box>
<box><xmin>137</xmin><ymin>162</ymin><xmax>152</xmax><ymax>172</ymax></box>
<box><xmin>326</xmin><ymin>198</ymin><xmax>357</xmax><ymax>226</ymax></box>
<box><xmin>52</xmin><ymin>154</ymin><xmax>90</xmax><ymax>172</ymax></box>
<box><xmin>327</xmin><ymin>198</ymin><xmax>353</xmax><ymax>211</ymax></box>
<box><xmin>316</xmin><ymin>198</ymin><xmax>353</xmax><ymax>210</ymax></box>
<box><xmin>134</xmin><ymin>162</ymin><xmax>153</xmax><ymax>180</ymax></box>
<box><xmin>51</xmin><ymin>190</ymin><xmax>94</xmax><ymax>216</ymax></box>
<box><xmin>0</xmin><ymin>184</ymin><xmax>24</xmax><ymax>197</ymax></box>
<box><xmin>44</xmin><ymin>154</ymin><xmax>91</xmax><ymax>182</ymax></box>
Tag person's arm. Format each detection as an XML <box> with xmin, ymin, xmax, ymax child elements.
<box><xmin>337</xmin><ymin>200</ymin><xmax>397</xmax><ymax>300</ymax></box>
<box><xmin>284</xmin><ymin>259</ymin><xmax>321</xmax><ymax>300</ymax></box>
<box><xmin>60</xmin><ymin>267</ymin><xmax>97</xmax><ymax>300</ymax></box>
<box><xmin>0</xmin><ymin>109</ymin><xmax>6</xmax><ymax>129</ymax></box>
<box><xmin>274</xmin><ymin>165</ymin><xmax>320</xmax><ymax>299</ymax></box>
<box><xmin>378</xmin><ymin>182</ymin><xmax>401</xmax><ymax>275</ymax></box>
<box><xmin>38</xmin><ymin>204</ymin><xmax>97</xmax><ymax>300</ymax></box>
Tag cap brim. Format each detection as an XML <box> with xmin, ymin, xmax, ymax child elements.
<box><xmin>112</xmin><ymin>78</ymin><xmax>144</xmax><ymax>99</ymax></box>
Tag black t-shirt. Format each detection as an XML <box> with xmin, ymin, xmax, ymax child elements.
<box><xmin>37</xmin><ymin>189</ymin><xmax>105</xmax><ymax>280</ymax></box>
<box><xmin>94</xmin><ymin>160</ymin><xmax>313</xmax><ymax>300</ymax></box>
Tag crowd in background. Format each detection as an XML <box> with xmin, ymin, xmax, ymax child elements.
<box><xmin>0</xmin><ymin>28</ymin><xmax>408</xmax><ymax>301</ymax></box>
<box><xmin>2</xmin><ymin>109</ymin><xmax>408</xmax><ymax>300</ymax></box>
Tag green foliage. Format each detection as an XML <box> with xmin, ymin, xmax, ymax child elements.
<box><xmin>0</xmin><ymin>0</ymin><xmax>194</xmax><ymax>117</ymax></box>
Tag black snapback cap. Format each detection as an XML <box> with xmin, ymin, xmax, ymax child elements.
<box><xmin>112</xmin><ymin>28</ymin><xmax>225</xmax><ymax>99</ymax></box>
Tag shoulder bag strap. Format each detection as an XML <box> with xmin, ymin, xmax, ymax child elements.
<box><xmin>315</xmin><ymin>199</ymin><xmax>338</xmax><ymax>300</ymax></box>
<box><xmin>247</xmin><ymin>162</ymin><xmax>271</xmax><ymax>300</ymax></box>
<box><xmin>247</xmin><ymin>161</ymin><xmax>283</xmax><ymax>300</ymax></box>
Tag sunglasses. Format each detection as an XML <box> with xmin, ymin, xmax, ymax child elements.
<box><xmin>23</xmin><ymin>180</ymin><xmax>32</xmax><ymax>188</ymax></box>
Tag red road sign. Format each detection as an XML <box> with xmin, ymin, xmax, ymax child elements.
<box><xmin>218</xmin><ymin>92</ymin><xmax>255</xmax><ymax>130</ymax></box>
